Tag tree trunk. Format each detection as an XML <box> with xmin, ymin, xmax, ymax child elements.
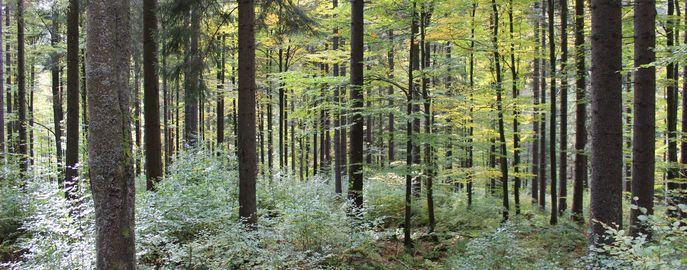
<box><xmin>184</xmin><ymin>7</ymin><xmax>200</xmax><ymax>147</ymax></box>
<box><xmin>666</xmin><ymin>0</ymin><xmax>680</xmax><ymax>219</ymax></box>
<box><xmin>387</xmin><ymin>31</ymin><xmax>395</xmax><ymax>163</ymax></box>
<box><xmin>0</xmin><ymin>0</ymin><xmax>4</xmax><ymax>163</ymax></box>
<box><xmin>538</xmin><ymin>0</ymin><xmax>547</xmax><ymax>210</ymax></box>
<box><xmin>547</xmin><ymin>0</ymin><xmax>558</xmax><ymax>225</ymax></box>
<box><xmin>532</xmin><ymin>1</ymin><xmax>541</xmax><ymax>205</ymax></box>
<box><xmin>143</xmin><ymin>0</ymin><xmax>162</xmax><ymax>189</ymax></box>
<box><xmin>348</xmin><ymin>0</ymin><xmax>365</xmax><ymax>210</ymax></box>
<box><xmin>87</xmin><ymin>0</ymin><xmax>136</xmax><ymax>266</ymax></box>
<box><xmin>572</xmin><ymin>0</ymin><xmax>587</xmax><ymax>223</ymax></box>
<box><xmin>238</xmin><ymin>0</ymin><xmax>257</xmax><ymax>227</ymax></box>
<box><xmin>467</xmin><ymin>3</ymin><xmax>477</xmax><ymax>207</ymax></box>
<box><xmin>589</xmin><ymin>0</ymin><xmax>623</xmax><ymax>246</ymax></box>
<box><xmin>420</xmin><ymin>5</ymin><xmax>435</xmax><ymax>232</ymax></box>
<box><xmin>492</xmin><ymin>0</ymin><xmax>510</xmax><ymax>222</ymax></box>
<box><xmin>630</xmin><ymin>0</ymin><xmax>655</xmax><ymax>237</ymax></box>
<box><xmin>65</xmin><ymin>0</ymin><xmax>80</xmax><ymax>198</ymax></box>
<box><xmin>509</xmin><ymin>0</ymin><xmax>521</xmax><ymax>215</ymax></box>
<box><xmin>5</xmin><ymin>5</ymin><xmax>11</xmax><ymax>157</ymax></box>
<box><xmin>558</xmin><ymin>0</ymin><xmax>569</xmax><ymax>216</ymax></box>
<box><xmin>51</xmin><ymin>9</ymin><xmax>64</xmax><ymax>184</ymax></box>
<box><xmin>17</xmin><ymin>0</ymin><xmax>26</xmax><ymax>175</ymax></box>
<box><xmin>405</xmin><ymin>1</ymin><xmax>418</xmax><ymax>249</ymax></box>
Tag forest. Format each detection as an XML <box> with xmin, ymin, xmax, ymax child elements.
<box><xmin>0</xmin><ymin>0</ymin><xmax>685</xmax><ymax>268</ymax></box>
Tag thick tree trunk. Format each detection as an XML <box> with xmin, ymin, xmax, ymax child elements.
<box><xmin>87</xmin><ymin>0</ymin><xmax>136</xmax><ymax>266</ymax></box>
<box><xmin>589</xmin><ymin>0</ymin><xmax>623</xmax><ymax>246</ymax></box>
<box><xmin>630</xmin><ymin>0</ymin><xmax>655</xmax><ymax>237</ymax></box>
<box><xmin>238</xmin><ymin>0</ymin><xmax>257</xmax><ymax>227</ymax></box>
<box><xmin>349</xmin><ymin>0</ymin><xmax>365</xmax><ymax>210</ymax></box>
<box><xmin>143</xmin><ymin>0</ymin><xmax>163</xmax><ymax>189</ymax></box>
<box><xmin>65</xmin><ymin>0</ymin><xmax>80</xmax><ymax>198</ymax></box>
<box><xmin>572</xmin><ymin>0</ymin><xmax>587</xmax><ymax>223</ymax></box>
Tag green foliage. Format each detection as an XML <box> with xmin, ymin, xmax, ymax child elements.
<box><xmin>583</xmin><ymin>207</ymin><xmax>687</xmax><ymax>269</ymax></box>
<box><xmin>137</xmin><ymin>149</ymin><xmax>381</xmax><ymax>269</ymax></box>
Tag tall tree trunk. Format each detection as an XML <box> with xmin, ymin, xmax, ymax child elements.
<box><xmin>143</xmin><ymin>0</ymin><xmax>162</xmax><ymax>189</ymax></box>
<box><xmin>87</xmin><ymin>0</ymin><xmax>136</xmax><ymax>266</ymax></box>
<box><xmin>387</xmin><ymin>31</ymin><xmax>395</xmax><ymax>164</ymax></box>
<box><xmin>17</xmin><ymin>0</ymin><xmax>26</xmax><ymax>175</ymax></box>
<box><xmin>420</xmin><ymin>5</ymin><xmax>435</xmax><ymax>232</ymax></box>
<box><xmin>410</xmin><ymin>1</ymin><xmax>421</xmax><ymax>197</ymax></box>
<box><xmin>532</xmin><ymin>1</ymin><xmax>541</xmax><ymax>205</ymax></box>
<box><xmin>163</xmin><ymin>48</ymin><xmax>170</xmax><ymax>171</ymax></box>
<box><xmin>267</xmin><ymin>50</ymin><xmax>274</xmax><ymax>173</ymax></box>
<box><xmin>572</xmin><ymin>0</ymin><xmax>587</xmax><ymax>223</ymax></box>
<box><xmin>667</xmin><ymin>0</ymin><xmax>680</xmax><ymax>218</ymax></box>
<box><xmin>334</xmin><ymin>0</ymin><xmax>343</xmax><ymax>192</ymax></box>
<box><xmin>0</xmin><ymin>0</ymin><xmax>4</xmax><ymax>163</ymax></box>
<box><xmin>492</xmin><ymin>0</ymin><xmax>510</xmax><ymax>222</ymax></box>
<box><xmin>630</xmin><ymin>0</ymin><xmax>655</xmax><ymax>237</ymax></box>
<box><xmin>589</xmin><ymin>0</ymin><xmax>623</xmax><ymax>246</ymax></box>
<box><xmin>547</xmin><ymin>0</ymin><xmax>558</xmax><ymax>225</ymax></box>
<box><xmin>467</xmin><ymin>2</ymin><xmax>477</xmax><ymax>207</ymax></box>
<box><xmin>184</xmin><ymin>7</ymin><xmax>200</xmax><ymax>147</ymax></box>
<box><xmin>51</xmin><ymin>9</ymin><xmax>64</xmax><ymax>183</ymax></box>
<box><xmin>508</xmin><ymin>0</ymin><xmax>521</xmax><ymax>215</ymax></box>
<box><xmin>405</xmin><ymin>1</ymin><xmax>418</xmax><ymax>248</ymax></box>
<box><xmin>65</xmin><ymin>0</ymin><xmax>80</xmax><ymax>198</ymax></box>
<box><xmin>238</xmin><ymin>0</ymin><xmax>257</xmax><ymax>227</ymax></box>
<box><xmin>348</xmin><ymin>0</ymin><xmax>365</xmax><ymax>210</ymax></box>
<box><xmin>134</xmin><ymin>61</ymin><xmax>142</xmax><ymax>175</ymax></box>
<box><xmin>538</xmin><ymin>0</ymin><xmax>547</xmax><ymax>210</ymax></box>
<box><xmin>558</xmin><ymin>0</ymin><xmax>569</xmax><ymax>216</ymax></box>
<box><xmin>5</xmin><ymin>5</ymin><xmax>11</xmax><ymax>157</ymax></box>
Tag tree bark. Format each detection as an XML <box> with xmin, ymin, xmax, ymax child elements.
<box><xmin>589</xmin><ymin>0</ymin><xmax>623</xmax><ymax>246</ymax></box>
<box><xmin>184</xmin><ymin>7</ymin><xmax>200</xmax><ymax>147</ymax></box>
<box><xmin>17</xmin><ymin>0</ymin><xmax>26</xmax><ymax>175</ymax></box>
<box><xmin>65</xmin><ymin>0</ymin><xmax>80</xmax><ymax>198</ymax></box>
<box><xmin>558</xmin><ymin>0</ymin><xmax>569</xmax><ymax>216</ymax></box>
<box><xmin>87</xmin><ymin>0</ymin><xmax>136</xmax><ymax>266</ymax></box>
<box><xmin>348</xmin><ymin>0</ymin><xmax>365</xmax><ymax>210</ymax></box>
<box><xmin>630</xmin><ymin>0</ymin><xmax>655</xmax><ymax>237</ymax></box>
<box><xmin>532</xmin><ymin>1</ymin><xmax>541</xmax><ymax>205</ymax></box>
<box><xmin>572</xmin><ymin>0</ymin><xmax>587</xmax><ymax>223</ymax></box>
<box><xmin>238</xmin><ymin>0</ymin><xmax>257</xmax><ymax>227</ymax></box>
<box><xmin>0</xmin><ymin>0</ymin><xmax>4</xmax><ymax>163</ymax></box>
<box><xmin>538</xmin><ymin>0</ymin><xmax>547</xmax><ymax>210</ymax></box>
<box><xmin>492</xmin><ymin>0</ymin><xmax>510</xmax><ymax>222</ymax></box>
<box><xmin>547</xmin><ymin>0</ymin><xmax>558</xmax><ymax>225</ymax></box>
<box><xmin>508</xmin><ymin>0</ymin><xmax>521</xmax><ymax>215</ymax></box>
<box><xmin>143</xmin><ymin>0</ymin><xmax>163</xmax><ymax>190</ymax></box>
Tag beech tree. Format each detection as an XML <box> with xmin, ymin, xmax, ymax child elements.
<box><xmin>87</xmin><ymin>0</ymin><xmax>136</xmax><ymax>266</ymax></box>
